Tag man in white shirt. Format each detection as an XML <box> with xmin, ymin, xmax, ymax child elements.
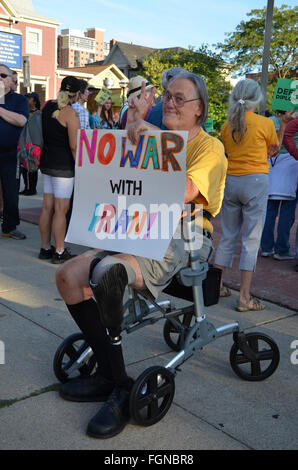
<box><xmin>72</xmin><ymin>80</ymin><xmax>90</xmax><ymax>129</ymax></box>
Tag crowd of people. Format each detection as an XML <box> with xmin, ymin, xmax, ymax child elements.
<box><xmin>0</xmin><ymin>62</ymin><xmax>297</xmax><ymax>439</ymax></box>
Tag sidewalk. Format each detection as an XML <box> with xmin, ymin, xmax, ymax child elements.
<box><xmin>0</xmin><ymin>181</ymin><xmax>297</xmax><ymax>450</ymax></box>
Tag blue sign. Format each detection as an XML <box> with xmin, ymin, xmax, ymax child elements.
<box><xmin>0</xmin><ymin>31</ymin><xmax>22</xmax><ymax>69</ymax></box>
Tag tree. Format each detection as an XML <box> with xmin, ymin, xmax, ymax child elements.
<box><xmin>140</xmin><ymin>45</ymin><xmax>232</xmax><ymax>131</ymax></box>
<box><xmin>217</xmin><ymin>5</ymin><xmax>298</xmax><ymax>78</ymax></box>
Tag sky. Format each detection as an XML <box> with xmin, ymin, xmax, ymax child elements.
<box><xmin>33</xmin><ymin>0</ymin><xmax>297</xmax><ymax>49</ymax></box>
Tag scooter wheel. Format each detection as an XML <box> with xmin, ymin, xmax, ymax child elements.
<box><xmin>230</xmin><ymin>332</ymin><xmax>280</xmax><ymax>381</ymax></box>
<box><xmin>53</xmin><ymin>332</ymin><xmax>97</xmax><ymax>383</ymax></box>
<box><xmin>163</xmin><ymin>311</ymin><xmax>194</xmax><ymax>351</ymax></box>
<box><xmin>129</xmin><ymin>366</ymin><xmax>175</xmax><ymax>426</ymax></box>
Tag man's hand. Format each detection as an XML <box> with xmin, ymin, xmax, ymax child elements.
<box><xmin>281</xmin><ymin>110</ymin><xmax>296</xmax><ymax>124</ymax></box>
<box><xmin>267</xmin><ymin>143</ymin><xmax>280</xmax><ymax>158</ymax></box>
<box><xmin>125</xmin><ymin>81</ymin><xmax>156</xmax><ymax>128</ymax></box>
<box><xmin>127</xmin><ymin>119</ymin><xmax>159</xmax><ymax>145</ymax></box>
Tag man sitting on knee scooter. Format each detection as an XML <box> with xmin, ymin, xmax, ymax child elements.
<box><xmin>55</xmin><ymin>71</ymin><xmax>227</xmax><ymax>439</ymax></box>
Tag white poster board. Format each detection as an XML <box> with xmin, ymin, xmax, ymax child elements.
<box><xmin>66</xmin><ymin>129</ymin><xmax>187</xmax><ymax>260</ymax></box>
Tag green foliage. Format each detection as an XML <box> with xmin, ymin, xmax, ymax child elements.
<box><xmin>140</xmin><ymin>45</ymin><xmax>232</xmax><ymax>130</ymax></box>
<box><xmin>217</xmin><ymin>5</ymin><xmax>298</xmax><ymax>78</ymax></box>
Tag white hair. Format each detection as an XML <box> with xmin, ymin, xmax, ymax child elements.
<box><xmin>228</xmin><ymin>79</ymin><xmax>263</xmax><ymax>142</ymax></box>
<box><xmin>161</xmin><ymin>67</ymin><xmax>185</xmax><ymax>89</ymax></box>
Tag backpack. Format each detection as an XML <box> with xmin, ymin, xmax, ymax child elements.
<box><xmin>17</xmin><ymin>110</ymin><xmax>43</xmax><ymax>172</ymax></box>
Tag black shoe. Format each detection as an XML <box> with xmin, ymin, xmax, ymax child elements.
<box><xmin>59</xmin><ymin>372</ymin><xmax>115</xmax><ymax>403</ymax></box>
<box><xmin>23</xmin><ymin>190</ymin><xmax>37</xmax><ymax>196</ymax></box>
<box><xmin>19</xmin><ymin>189</ymin><xmax>28</xmax><ymax>195</ymax></box>
<box><xmin>91</xmin><ymin>264</ymin><xmax>128</xmax><ymax>335</ymax></box>
<box><xmin>38</xmin><ymin>245</ymin><xmax>55</xmax><ymax>260</ymax></box>
<box><xmin>86</xmin><ymin>382</ymin><xmax>133</xmax><ymax>439</ymax></box>
<box><xmin>52</xmin><ymin>248</ymin><xmax>74</xmax><ymax>264</ymax></box>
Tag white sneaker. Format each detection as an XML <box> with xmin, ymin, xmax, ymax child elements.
<box><xmin>261</xmin><ymin>250</ymin><xmax>274</xmax><ymax>257</ymax></box>
<box><xmin>273</xmin><ymin>252</ymin><xmax>295</xmax><ymax>260</ymax></box>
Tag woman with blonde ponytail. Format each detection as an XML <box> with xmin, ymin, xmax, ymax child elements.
<box><xmin>52</xmin><ymin>90</ymin><xmax>74</xmax><ymax>119</ymax></box>
<box><xmin>214</xmin><ymin>78</ymin><xmax>294</xmax><ymax>312</ymax></box>
<box><xmin>39</xmin><ymin>76</ymin><xmax>81</xmax><ymax>264</ymax></box>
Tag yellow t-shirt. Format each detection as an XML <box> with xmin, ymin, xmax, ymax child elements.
<box><xmin>186</xmin><ymin>128</ymin><xmax>227</xmax><ymax>232</ymax></box>
<box><xmin>221</xmin><ymin>111</ymin><xmax>279</xmax><ymax>176</ymax></box>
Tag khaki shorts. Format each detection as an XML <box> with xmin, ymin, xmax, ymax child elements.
<box><xmin>137</xmin><ymin>237</ymin><xmax>212</xmax><ymax>299</ymax></box>
<box><xmin>94</xmin><ymin>225</ymin><xmax>213</xmax><ymax>300</ymax></box>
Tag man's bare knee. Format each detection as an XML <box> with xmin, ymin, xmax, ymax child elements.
<box><xmin>56</xmin><ymin>263</ymin><xmax>74</xmax><ymax>295</ymax></box>
<box><xmin>56</xmin><ymin>253</ymin><xmax>95</xmax><ymax>304</ymax></box>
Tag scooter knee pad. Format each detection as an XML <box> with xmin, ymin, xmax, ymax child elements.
<box><xmin>89</xmin><ymin>259</ymin><xmax>128</xmax><ymax>336</ymax></box>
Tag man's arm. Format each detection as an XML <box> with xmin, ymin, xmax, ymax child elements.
<box><xmin>276</xmin><ymin>110</ymin><xmax>296</xmax><ymax>147</ymax></box>
<box><xmin>0</xmin><ymin>107</ymin><xmax>27</xmax><ymax>127</ymax></box>
<box><xmin>185</xmin><ymin>176</ymin><xmax>200</xmax><ymax>203</ymax></box>
<box><xmin>128</xmin><ymin>122</ymin><xmax>201</xmax><ymax>203</ymax></box>
<box><xmin>283</xmin><ymin>117</ymin><xmax>298</xmax><ymax>160</ymax></box>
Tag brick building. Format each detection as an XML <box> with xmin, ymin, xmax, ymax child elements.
<box><xmin>57</xmin><ymin>28</ymin><xmax>106</xmax><ymax>69</ymax></box>
<box><xmin>0</xmin><ymin>0</ymin><xmax>59</xmax><ymax>103</ymax></box>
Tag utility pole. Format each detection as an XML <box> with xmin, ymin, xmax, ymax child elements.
<box><xmin>22</xmin><ymin>56</ymin><xmax>31</xmax><ymax>94</ymax></box>
<box><xmin>259</xmin><ymin>0</ymin><xmax>274</xmax><ymax>116</ymax></box>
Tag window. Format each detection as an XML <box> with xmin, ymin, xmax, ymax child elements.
<box><xmin>26</xmin><ymin>27</ymin><xmax>42</xmax><ymax>55</ymax></box>
<box><xmin>74</xmin><ymin>51</ymin><xmax>80</xmax><ymax>67</ymax></box>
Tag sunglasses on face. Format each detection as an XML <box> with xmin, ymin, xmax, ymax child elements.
<box><xmin>0</xmin><ymin>73</ymin><xmax>9</xmax><ymax>79</ymax></box>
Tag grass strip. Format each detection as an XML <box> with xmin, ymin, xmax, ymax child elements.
<box><xmin>0</xmin><ymin>383</ymin><xmax>61</xmax><ymax>409</ymax></box>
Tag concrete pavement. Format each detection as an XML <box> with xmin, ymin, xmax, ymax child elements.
<box><xmin>0</xmin><ymin>179</ymin><xmax>298</xmax><ymax>450</ymax></box>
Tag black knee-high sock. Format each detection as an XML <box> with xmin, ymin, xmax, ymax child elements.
<box><xmin>66</xmin><ymin>298</ymin><xmax>113</xmax><ymax>381</ymax></box>
<box><xmin>66</xmin><ymin>299</ymin><xmax>131</xmax><ymax>388</ymax></box>
<box><xmin>107</xmin><ymin>337</ymin><xmax>131</xmax><ymax>389</ymax></box>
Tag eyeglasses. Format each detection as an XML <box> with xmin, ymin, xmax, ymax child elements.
<box><xmin>0</xmin><ymin>73</ymin><xmax>9</xmax><ymax>79</ymax></box>
<box><xmin>164</xmin><ymin>90</ymin><xmax>200</xmax><ymax>108</ymax></box>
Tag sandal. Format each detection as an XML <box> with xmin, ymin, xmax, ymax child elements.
<box><xmin>236</xmin><ymin>296</ymin><xmax>265</xmax><ymax>312</ymax></box>
<box><xmin>220</xmin><ymin>286</ymin><xmax>232</xmax><ymax>297</ymax></box>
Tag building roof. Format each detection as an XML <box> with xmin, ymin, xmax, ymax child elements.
<box><xmin>62</xmin><ymin>63</ymin><xmax>128</xmax><ymax>83</ymax></box>
<box><xmin>64</xmin><ymin>64</ymin><xmax>110</xmax><ymax>75</ymax></box>
<box><xmin>5</xmin><ymin>0</ymin><xmax>60</xmax><ymax>24</ymax></box>
<box><xmin>105</xmin><ymin>41</ymin><xmax>156</xmax><ymax>68</ymax></box>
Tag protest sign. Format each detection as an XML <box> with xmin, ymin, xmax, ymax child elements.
<box><xmin>95</xmin><ymin>87</ymin><xmax>112</xmax><ymax>105</ymax></box>
<box><xmin>204</xmin><ymin>118</ymin><xmax>214</xmax><ymax>133</ymax></box>
<box><xmin>271</xmin><ymin>78</ymin><xmax>298</xmax><ymax>112</ymax></box>
<box><xmin>65</xmin><ymin>129</ymin><xmax>187</xmax><ymax>260</ymax></box>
